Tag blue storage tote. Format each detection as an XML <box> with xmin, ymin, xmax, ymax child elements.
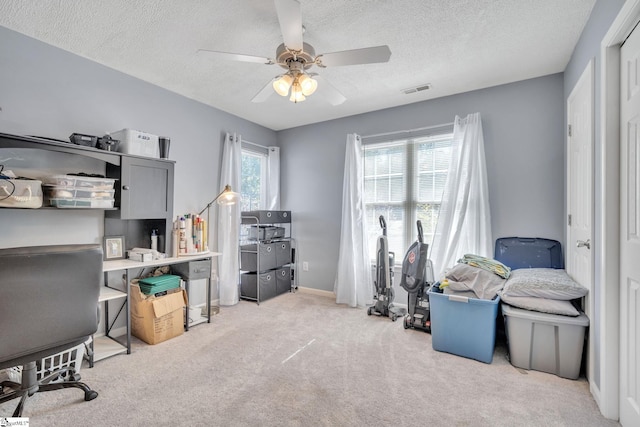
<box><xmin>494</xmin><ymin>237</ymin><xmax>563</xmax><ymax>270</ymax></box>
<box><xmin>429</xmin><ymin>290</ymin><xmax>500</xmax><ymax>363</ymax></box>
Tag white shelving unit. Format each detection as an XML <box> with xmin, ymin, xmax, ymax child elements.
<box><xmin>91</xmin><ymin>286</ymin><xmax>128</xmax><ymax>365</ymax></box>
<box><xmin>88</xmin><ymin>253</ymin><xmax>221</xmax><ymax>366</ymax></box>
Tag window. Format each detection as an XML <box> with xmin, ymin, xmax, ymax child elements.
<box><xmin>241</xmin><ymin>149</ymin><xmax>267</xmax><ymax>211</ymax></box>
<box><xmin>363</xmin><ymin>132</ymin><xmax>453</xmax><ymax>263</ymax></box>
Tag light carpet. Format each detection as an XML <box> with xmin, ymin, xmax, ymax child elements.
<box><xmin>0</xmin><ymin>291</ymin><xmax>619</xmax><ymax>426</ymax></box>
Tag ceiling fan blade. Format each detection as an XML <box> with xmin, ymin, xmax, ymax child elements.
<box><xmin>313</xmin><ymin>75</ymin><xmax>346</xmax><ymax>106</ymax></box>
<box><xmin>316</xmin><ymin>45</ymin><xmax>392</xmax><ymax>67</ymax></box>
<box><xmin>197</xmin><ymin>49</ymin><xmax>274</xmax><ymax>65</ymax></box>
<box><xmin>274</xmin><ymin>0</ymin><xmax>303</xmax><ymax>51</ymax></box>
<box><xmin>251</xmin><ymin>78</ymin><xmax>276</xmax><ymax>103</ymax></box>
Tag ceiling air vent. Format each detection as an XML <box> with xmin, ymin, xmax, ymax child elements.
<box><xmin>402</xmin><ymin>83</ymin><xmax>432</xmax><ymax>95</ymax></box>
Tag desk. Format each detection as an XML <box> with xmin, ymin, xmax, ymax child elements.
<box><xmin>91</xmin><ymin>252</ymin><xmax>221</xmax><ymax>365</ymax></box>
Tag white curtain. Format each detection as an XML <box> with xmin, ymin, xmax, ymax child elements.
<box><xmin>430</xmin><ymin>113</ymin><xmax>492</xmax><ymax>281</ymax></box>
<box><xmin>266</xmin><ymin>146</ymin><xmax>280</xmax><ymax>210</ymax></box>
<box><xmin>217</xmin><ymin>132</ymin><xmax>242</xmax><ymax>306</ymax></box>
<box><xmin>334</xmin><ymin>133</ymin><xmax>373</xmax><ymax>307</ymax></box>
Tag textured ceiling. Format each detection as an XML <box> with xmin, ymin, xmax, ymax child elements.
<box><xmin>0</xmin><ymin>0</ymin><xmax>596</xmax><ymax>131</ymax></box>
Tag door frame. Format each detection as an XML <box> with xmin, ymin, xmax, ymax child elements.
<box><xmin>566</xmin><ymin>58</ymin><xmax>595</xmax><ymax>386</ymax></box>
<box><xmin>599</xmin><ymin>0</ymin><xmax>640</xmax><ymax>419</ymax></box>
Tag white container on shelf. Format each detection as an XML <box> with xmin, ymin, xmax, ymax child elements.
<box><xmin>43</xmin><ymin>175</ymin><xmax>116</xmax><ymax>190</ymax></box>
<box><xmin>48</xmin><ymin>197</ymin><xmax>115</xmax><ymax>208</ymax></box>
<box><xmin>109</xmin><ymin>128</ymin><xmax>159</xmax><ymax>158</ymax></box>
<box><xmin>0</xmin><ymin>179</ymin><xmax>43</xmax><ymax>208</ymax></box>
<box><xmin>43</xmin><ymin>185</ymin><xmax>115</xmax><ymax>200</ymax></box>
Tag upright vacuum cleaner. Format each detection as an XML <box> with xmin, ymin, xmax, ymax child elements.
<box><xmin>400</xmin><ymin>220</ymin><xmax>435</xmax><ymax>332</ymax></box>
<box><xmin>367</xmin><ymin>215</ymin><xmax>404</xmax><ymax>321</ymax></box>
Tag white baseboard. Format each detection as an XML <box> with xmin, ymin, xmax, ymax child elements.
<box><xmin>297</xmin><ymin>286</ymin><xmax>335</xmax><ymax>299</ymax></box>
<box><xmin>295</xmin><ymin>287</ymin><xmax>409</xmax><ymax>310</ymax></box>
<box><xmin>391</xmin><ymin>302</ymin><xmax>408</xmax><ymax>310</ymax></box>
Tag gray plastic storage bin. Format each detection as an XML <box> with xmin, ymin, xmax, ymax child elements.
<box><xmin>275</xmin><ymin>266</ymin><xmax>291</xmax><ymax>295</ymax></box>
<box><xmin>502</xmin><ymin>304</ymin><xmax>589</xmax><ymax>379</ymax></box>
<box><xmin>241</xmin><ymin>271</ymin><xmax>276</xmax><ymax>301</ymax></box>
<box><xmin>240</xmin><ymin>242</ymin><xmax>276</xmax><ymax>272</ymax></box>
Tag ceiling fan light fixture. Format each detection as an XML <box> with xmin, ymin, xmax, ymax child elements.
<box><xmin>273</xmin><ymin>74</ymin><xmax>294</xmax><ymax>96</ymax></box>
<box><xmin>289</xmin><ymin>81</ymin><xmax>306</xmax><ymax>103</ymax></box>
<box><xmin>298</xmin><ymin>73</ymin><xmax>318</xmax><ymax>96</ymax></box>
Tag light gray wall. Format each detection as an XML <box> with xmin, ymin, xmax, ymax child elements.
<box><xmin>0</xmin><ymin>26</ymin><xmax>276</xmax><ymax>250</ymax></box>
<box><xmin>278</xmin><ymin>74</ymin><xmax>565</xmax><ymax>292</ymax></box>
<box><xmin>0</xmin><ymin>26</ymin><xmax>277</xmax><ymax>321</ymax></box>
<box><xmin>562</xmin><ymin>0</ymin><xmax>625</xmax><ymax>393</ymax></box>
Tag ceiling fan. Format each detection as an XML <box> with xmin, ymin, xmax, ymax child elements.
<box><xmin>197</xmin><ymin>0</ymin><xmax>391</xmax><ymax>105</ymax></box>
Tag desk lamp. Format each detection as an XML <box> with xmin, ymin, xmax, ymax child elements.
<box><xmin>198</xmin><ymin>185</ymin><xmax>240</xmax><ymax>248</ymax></box>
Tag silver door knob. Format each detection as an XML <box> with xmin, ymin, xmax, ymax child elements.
<box><xmin>576</xmin><ymin>239</ymin><xmax>591</xmax><ymax>249</ymax></box>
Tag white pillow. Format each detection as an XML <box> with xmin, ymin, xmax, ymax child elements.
<box><xmin>502</xmin><ymin>268</ymin><xmax>588</xmax><ymax>301</ymax></box>
<box><xmin>499</xmin><ymin>293</ymin><xmax>580</xmax><ymax>316</ymax></box>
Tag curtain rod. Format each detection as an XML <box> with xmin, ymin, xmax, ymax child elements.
<box><xmin>242</xmin><ymin>139</ymin><xmax>271</xmax><ymax>150</ymax></box>
<box><xmin>361</xmin><ymin>122</ymin><xmax>454</xmax><ymax>140</ymax></box>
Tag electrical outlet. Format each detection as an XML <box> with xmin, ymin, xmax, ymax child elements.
<box><xmin>303</xmin><ymin>261</ymin><xmax>309</xmax><ymax>271</ymax></box>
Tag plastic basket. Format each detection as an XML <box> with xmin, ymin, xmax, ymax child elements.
<box><xmin>37</xmin><ymin>343</ymin><xmax>85</xmax><ymax>382</ymax></box>
<box><xmin>1</xmin><ymin>343</ymin><xmax>85</xmax><ymax>385</ymax></box>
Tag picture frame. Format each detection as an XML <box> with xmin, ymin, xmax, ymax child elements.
<box><xmin>104</xmin><ymin>235</ymin><xmax>125</xmax><ymax>260</ymax></box>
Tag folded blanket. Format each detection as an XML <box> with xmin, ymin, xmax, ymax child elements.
<box><xmin>457</xmin><ymin>254</ymin><xmax>511</xmax><ymax>279</ymax></box>
<box><xmin>445</xmin><ymin>263</ymin><xmax>506</xmax><ymax>300</ymax></box>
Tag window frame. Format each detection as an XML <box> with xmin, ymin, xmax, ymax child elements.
<box><xmin>240</xmin><ymin>145</ymin><xmax>268</xmax><ymax>212</ymax></box>
<box><xmin>362</xmin><ymin>127</ymin><xmax>453</xmax><ymax>264</ymax></box>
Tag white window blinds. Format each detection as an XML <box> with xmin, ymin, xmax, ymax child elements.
<box><xmin>363</xmin><ymin>131</ymin><xmax>453</xmax><ymax>262</ymax></box>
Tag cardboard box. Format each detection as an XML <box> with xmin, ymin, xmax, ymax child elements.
<box><xmin>130</xmin><ymin>283</ymin><xmax>187</xmax><ymax>345</ymax></box>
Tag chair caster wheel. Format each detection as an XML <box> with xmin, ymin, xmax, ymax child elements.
<box><xmin>85</xmin><ymin>390</ymin><xmax>98</xmax><ymax>401</ymax></box>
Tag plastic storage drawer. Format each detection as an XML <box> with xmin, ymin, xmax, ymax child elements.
<box><xmin>241</xmin><ymin>271</ymin><xmax>276</xmax><ymax>301</ymax></box>
<box><xmin>241</xmin><ymin>242</ymin><xmax>276</xmax><ymax>272</ymax></box>
<box><xmin>43</xmin><ymin>174</ymin><xmax>116</xmax><ymax>190</ymax></box>
<box><xmin>48</xmin><ymin>197</ymin><xmax>115</xmax><ymax>208</ymax></box>
<box><xmin>429</xmin><ymin>290</ymin><xmax>500</xmax><ymax>363</ymax></box>
<box><xmin>43</xmin><ymin>185</ymin><xmax>115</xmax><ymax>200</ymax></box>
<box><xmin>502</xmin><ymin>304</ymin><xmax>589</xmax><ymax>379</ymax></box>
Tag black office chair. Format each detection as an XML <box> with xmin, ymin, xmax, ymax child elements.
<box><xmin>0</xmin><ymin>244</ymin><xmax>102</xmax><ymax>417</ymax></box>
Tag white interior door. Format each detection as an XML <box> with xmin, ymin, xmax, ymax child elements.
<box><xmin>620</xmin><ymin>24</ymin><xmax>640</xmax><ymax>427</ymax></box>
<box><xmin>567</xmin><ymin>60</ymin><xmax>594</xmax><ymax>376</ymax></box>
